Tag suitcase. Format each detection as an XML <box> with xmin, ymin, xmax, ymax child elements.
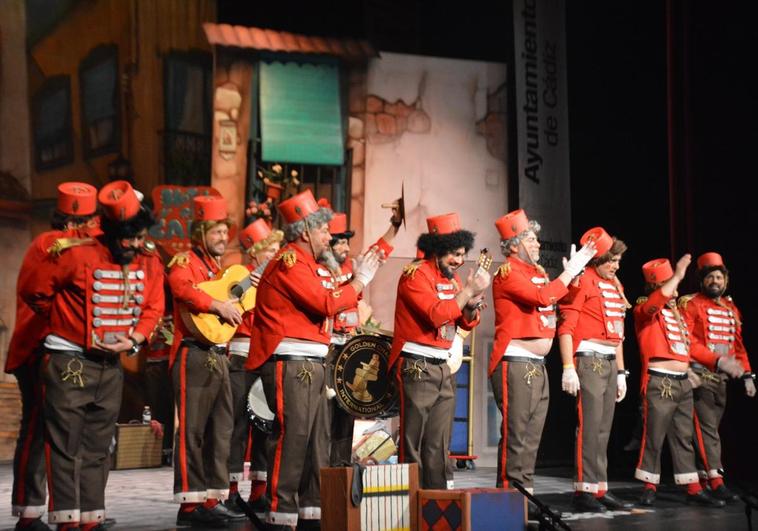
<box><xmin>419</xmin><ymin>487</ymin><xmax>526</xmax><ymax>530</ymax></box>
<box><xmin>111</xmin><ymin>423</ymin><xmax>162</xmax><ymax>470</ymax></box>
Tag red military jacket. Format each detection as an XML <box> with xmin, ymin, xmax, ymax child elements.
<box><xmin>679</xmin><ymin>292</ymin><xmax>751</xmax><ymax>372</ymax></box>
<box><xmin>333</xmin><ymin>237</ymin><xmax>394</xmax><ymax>335</ymax></box>
<box><xmin>6</xmin><ymin>230</ymin><xmax>70</xmax><ymax>372</ymax></box>
<box><xmin>390</xmin><ymin>259</ymin><xmax>479</xmax><ymax>367</ymax></box>
<box><xmin>558</xmin><ymin>267</ymin><xmax>628</xmax><ymax>354</ymax></box>
<box><xmin>489</xmin><ymin>256</ymin><xmax>571</xmax><ymax>375</ymax></box>
<box><xmin>166</xmin><ymin>247</ymin><xmax>222</xmax><ymax>365</ymax></box>
<box><xmin>246</xmin><ymin>243</ymin><xmax>361</xmax><ymax>370</ymax></box>
<box><xmin>20</xmin><ymin>237</ymin><xmax>164</xmax><ymax>353</ymax></box>
<box><xmin>634</xmin><ymin>289</ymin><xmax>719</xmax><ymax>379</ymax></box>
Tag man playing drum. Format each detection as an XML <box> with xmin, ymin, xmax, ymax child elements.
<box><xmin>245</xmin><ymin>190</ymin><xmax>384</xmax><ymax>530</ymax></box>
<box><xmin>225</xmin><ymin>219</ymin><xmax>283</xmax><ymax>514</ymax></box>
<box><xmin>390</xmin><ymin>212</ymin><xmax>490</xmax><ymax>489</ymax></box>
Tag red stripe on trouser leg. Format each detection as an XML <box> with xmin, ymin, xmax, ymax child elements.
<box><xmin>269</xmin><ymin>361</ymin><xmax>285</xmax><ymax>513</ymax></box>
<box><xmin>41</xmin><ymin>355</ymin><xmax>55</xmax><ymax>513</ymax></box>
<box><xmin>576</xmin><ymin>391</ymin><xmax>584</xmax><ymax>486</ymax></box>
<box><xmin>499</xmin><ymin>361</ymin><xmax>509</xmax><ymax>488</ymax></box>
<box><xmin>178</xmin><ymin>346</ymin><xmax>190</xmax><ymax>493</ymax></box>
<box><xmin>693</xmin><ymin>411</ymin><xmax>711</xmax><ymax>471</ymax></box>
<box><xmin>636</xmin><ymin>390</ymin><xmax>649</xmax><ymax>471</ymax></box>
<box><xmin>14</xmin><ymin>396</ymin><xmax>40</xmax><ymax>505</ymax></box>
<box><xmin>245</xmin><ymin>426</ymin><xmax>252</xmax><ymax>463</ymax></box>
<box><xmin>396</xmin><ymin>363</ymin><xmax>405</xmax><ymax>462</ymax></box>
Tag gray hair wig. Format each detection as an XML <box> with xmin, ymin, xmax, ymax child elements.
<box><xmin>500</xmin><ymin>220</ymin><xmax>541</xmax><ymax>256</ymax></box>
<box><xmin>283</xmin><ymin>207</ymin><xmax>333</xmax><ymax>242</ymax></box>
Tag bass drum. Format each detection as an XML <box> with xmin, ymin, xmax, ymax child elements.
<box><xmin>246</xmin><ymin>376</ymin><xmax>275</xmax><ymax>434</ymax></box>
<box><xmin>328</xmin><ymin>332</ymin><xmax>398</xmax><ymax>419</ymax></box>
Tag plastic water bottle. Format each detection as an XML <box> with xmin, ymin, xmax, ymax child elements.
<box><xmin>142</xmin><ymin>406</ymin><xmax>152</xmax><ymax>424</ymax></box>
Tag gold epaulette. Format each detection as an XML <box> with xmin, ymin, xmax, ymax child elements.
<box><xmin>677</xmin><ymin>293</ymin><xmax>695</xmax><ymax>309</ymax></box>
<box><xmin>277</xmin><ymin>249</ymin><xmax>297</xmax><ymax>268</ymax></box>
<box><xmin>402</xmin><ymin>259</ymin><xmax>424</xmax><ymax>278</ymax></box>
<box><xmin>636</xmin><ymin>296</ymin><xmax>648</xmax><ymax>305</ymax></box>
<box><xmin>496</xmin><ymin>262</ymin><xmax>511</xmax><ymax>278</ymax></box>
<box><xmin>141</xmin><ymin>239</ymin><xmax>158</xmax><ymax>255</ymax></box>
<box><xmin>46</xmin><ymin>237</ymin><xmax>95</xmax><ymax>257</ymax></box>
<box><xmin>167</xmin><ymin>252</ymin><xmax>190</xmax><ymax>269</ymax></box>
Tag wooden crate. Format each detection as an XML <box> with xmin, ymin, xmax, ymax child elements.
<box><xmin>321</xmin><ymin>463</ymin><xmax>418</xmax><ymax>531</ymax></box>
<box><xmin>419</xmin><ymin>487</ymin><xmax>526</xmax><ymax>531</ymax></box>
<box><xmin>111</xmin><ymin>423</ymin><xmax>162</xmax><ymax>470</ymax></box>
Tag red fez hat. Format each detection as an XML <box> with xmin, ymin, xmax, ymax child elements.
<box><xmin>239</xmin><ymin>218</ymin><xmax>283</xmax><ymax>251</ymax></box>
<box><xmin>57</xmin><ymin>182</ymin><xmax>97</xmax><ymax>216</ymax></box>
<box><xmin>193</xmin><ymin>195</ymin><xmax>228</xmax><ymax>222</ymax></box>
<box><xmin>580</xmin><ymin>226</ymin><xmax>613</xmax><ymax>257</ymax></box>
<box><xmin>426</xmin><ymin>213</ymin><xmax>461</xmax><ymax>235</ymax></box>
<box><xmin>642</xmin><ymin>258</ymin><xmax>674</xmax><ymax>284</ymax></box>
<box><xmin>278</xmin><ymin>189</ymin><xmax>320</xmax><ymax>224</ymax></box>
<box><xmin>495</xmin><ymin>209</ymin><xmax>529</xmax><ymax>240</ymax></box>
<box><xmin>98</xmin><ymin>180</ymin><xmax>141</xmax><ymax>221</ymax></box>
<box><xmin>697</xmin><ymin>252</ymin><xmax>724</xmax><ymax>270</ymax></box>
<box><xmin>329</xmin><ymin>213</ymin><xmax>348</xmax><ymax>234</ymax></box>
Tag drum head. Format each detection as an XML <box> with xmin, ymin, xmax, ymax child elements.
<box><xmin>329</xmin><ymin>334</ymin><xmax>398</xmax><ymax>419</ymax></box>
<box><xmin>247</xmin><ymin>377</ymin><xmax>274</xmax><ymax>422</ymax></box>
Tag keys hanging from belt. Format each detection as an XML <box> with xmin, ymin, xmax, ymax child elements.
<box><xmin>524</xmin><ymin>362</ymin><xmax>542</xmax><ymax>386</ymax></box>
<box><xmin>660</xmin><ymin>376</ymin><xmax>673</xmax><ymax>399</ymax></box>
<box><xmin>297</xmin><ymin>360</ymin><xmax>315</xmax><ymax>385</ymax></box>
<box><xmin>591</xmin><ymin>358</ymin><xmax>604</xmax><ymax>374</ymax></box>
<box><xmin>205</xmin><ymin>352</ymin><xmax>219</xmax><ymax>373</ymax></box>
<box><xmin>61</xmin><ymin>358</ymin><xmax>85</xmax><ymax>388</ymax></box>
<box><xmin>403</xmin><ymin>358</ymin><xmax>428</xmax><ymax>381</ymax></box>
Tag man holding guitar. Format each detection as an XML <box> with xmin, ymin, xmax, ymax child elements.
<box><xmin>489</xmin><ymin>209</ymin><xmax>595</xmax><ymax>498</ymax></box>
<box><xmin>226</xmin><ymin>218</ymin><xmax>283</xmax><ymax>513</ymax></box>
<box><xmin>245</xmin><ymin>190</ymin><xmax>383</xmax><ymax>530</ymax></box>
<box><xmin>167</xmin><ymin>195</ymin><xmax>245</xmax><ymax>527</ymax></box>
<box><xmin>390</xmin><ymin>212</ymin><xmax>490</xmax><ymax>489</ymax></box>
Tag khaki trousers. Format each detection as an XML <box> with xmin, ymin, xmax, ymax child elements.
<box><xmin>11</xmin><ymin>358</ymin><xmax>47</xmax><ymax>518</ymax></box>
<box><xmin>41</xmin><ymin>351</ymin><xmax>122</xmax><ymax>525</ymax></box>
<box><xmin>692</xmin><ymin>369</ymin><xmax>728</xmax><ymax>478</ymax></box>
<box><xmin>228</xmin><ymin>354</ymin><xmax>267</xmax><ymax>481</ymax></box>
<box><xmin>574</xmin><ymin>356</ymin><xmax>617</xmax><ymax>493</ymax></box>
<box><xmin>260</xmin><ymin>358</ymin><xmax>328</xmax><ymax>527</ymax></box>
<box><xmin>396</xmin><ymin>356</ymin><xmax>456</xmax><ymax>490</ymax></box>
<box><xmin>490</xmin><ymin>359</ymin><xmax>549</xmax><ymax>490</ymax></box>
<box><xmin>635</xmin><ymin>372</ymin><xmax>699</xmax><ymax>485</ymax></box>
<box><xmin>172</xmin><ymin>343</ymin><xmax>233</xmax><ymax>502</ymax></box>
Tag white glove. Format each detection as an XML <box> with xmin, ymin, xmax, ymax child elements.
<box><xmin>326</xmin><ymin>386</ymin><xmax>337</xmax><ymax>399</ymax></box>
<box><xmin>745</xmin><ymin>377</ymin><xmax>756</xmax><ymax>398</ymax></box>
<box><xmin>563</xmin><ymin>241</ymin><xmax>596</xmax><ymax>277</ymax></box>
<box><xmin>354</xmin><ymin>248</ymin><xmax>382</xmax><ymax>286</ymax></box>
<box><xmin>716</xmin><ymin>356</ymin><xmax>744</xmax><ymax>378</ymax></box>
<box><xmin>616</xmin><ymin>374</ymin><xmax>627</xmax><ymax>402</ymax></box>
<box><xmin>562</xmin><ymin>367</ymin><xmax>580</xmax><ymax>396</ymax></box>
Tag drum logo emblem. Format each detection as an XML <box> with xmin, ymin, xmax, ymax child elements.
<box><xmin>333</xmin><ymin>336</ymin><xmax>396</xmax><ymax>418</ymax></box>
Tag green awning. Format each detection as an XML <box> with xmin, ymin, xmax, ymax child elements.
<box><xmin>259</xmin><ymin>60</ymin><xmax>344</xmax><ymax>165</ymax></box>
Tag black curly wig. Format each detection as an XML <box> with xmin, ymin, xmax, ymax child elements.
<box><xmin>417</xmin><ymin>230</ymin><xmax>475</xmax><ymax>258</ymax></box>
<box><xmin>100</xmin><ymin>206</ymin><xmax>156</xmax><ymax>240</ymax></box>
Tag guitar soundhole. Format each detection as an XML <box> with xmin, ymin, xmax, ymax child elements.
<box><xmin>230</xmin><ymin>283</ymin><xmax>244</xmax><ymax>299</ymax></box>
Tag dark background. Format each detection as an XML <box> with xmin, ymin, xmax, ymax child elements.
<box><xmin>218</xmin><ymin>0</ymin><xmax>758</xmax><ymax>481</ymax></box>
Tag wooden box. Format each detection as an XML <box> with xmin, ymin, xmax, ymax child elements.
<box><xmin>321</xmin><ymin>463</ymin><xmax>418</xmax><ymax>531</ymax></box>
<box><xmin>419</xmin><ymin>488</ymin><xmax>526</xmax><ymax>531</ymax></box>
<box><xmin>111</xmin><ymin>423</ymin><xmax>162</xmax><ymax>470</ymax></box>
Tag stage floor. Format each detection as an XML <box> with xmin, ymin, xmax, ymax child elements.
<box><xmin>0</xmin><ymin>463</ymin><xmax>751</xmax><ymax>530</ymax></box>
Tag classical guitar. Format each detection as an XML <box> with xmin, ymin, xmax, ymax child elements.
<box><xmin>448</xmin><ymin>249</ymin><xmax>493</xmax><ymax>373</ymax></box>
<box><xmin>181</xmin><ymin>260</ymin><xmax>267</xmax><ymax>345</ymax></box>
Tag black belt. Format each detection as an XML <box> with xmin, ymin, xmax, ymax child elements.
<box><xmin>575</xmin><ymin>351</ymin><xmax>616</xmax><ymax>361</ymax></box>
<box><xmin>49</xmin><ymin>349</ymin><xmax>119</xmax><ymax>364</ymax></box>
<box><xmin>181</xmin><ymin>338</ymin><xmax>227</xmax><ymax>354</ymax></box>
<box><xmin>647</xmin><ymin>368</ymin><xmax>687</xmax><ymax>380</ymax></box>
<box><xmin>501</xmin><ymin>355</ymin><xmax>546</xmax><ymax>365</ymax></box>
<box><xmin>270</xmin><ymin>355</ymin><xmax>326</xmax><ymax>363</ymax></box>
<box><xmin>402</xmin><ymin>352</ymin><xmax>448</xmax><ymax>365</ymax></box>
